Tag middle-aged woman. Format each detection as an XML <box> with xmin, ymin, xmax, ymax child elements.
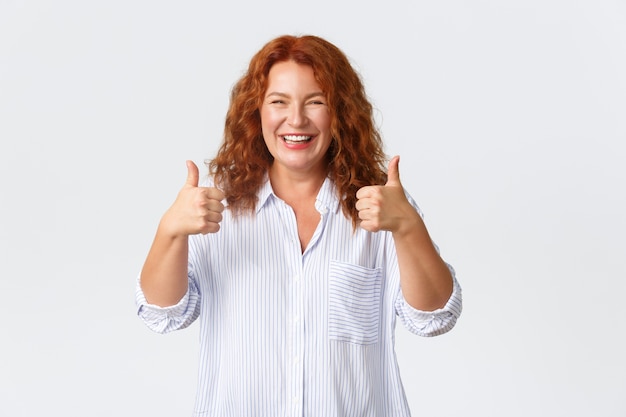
<box><xmin>137</xmin><ymin>34</ymin><xmax>462</xmax><ymax>417</ymax></box>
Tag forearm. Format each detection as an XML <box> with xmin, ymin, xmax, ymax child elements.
<box><xmin>140</xmin><ymin>223</ymin><xmax>190</xmax><ymax>307</ymax></box>
<box><xmin>393</xmin><ymin>214</ymin><xmax>453</xmax><ymax>311</ymax></box>
<box><xmin>139</xmin><ymin>160</ymin><xmax>224</xmax><ymax>308</ymax></box>
<box><xmin>354</xmin><ymin>156</ymin><xmax>455</xmax><ymax>310</ymax></box>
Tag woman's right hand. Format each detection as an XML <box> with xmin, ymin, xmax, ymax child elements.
<box><xmin>159</xmin><ymin>160</ymin><xmax>225</xmax><ymax>238</ymax></box>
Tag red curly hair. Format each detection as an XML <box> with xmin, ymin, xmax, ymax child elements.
<box><xmin>208</xmin><ymin>34</ymin><xmax>388</xmax><ymax>226</ymax></box>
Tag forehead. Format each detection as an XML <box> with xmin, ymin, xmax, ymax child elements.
<box><xmin>266</xmin><ymin>61</ymin><xmax>322</xmax><ymax>92</ymax></box>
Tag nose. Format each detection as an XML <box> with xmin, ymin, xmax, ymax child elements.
<box><xmin>287</xmin><ymin>104</ymin><xmax>307</xmax><ymax>127</ymax></box>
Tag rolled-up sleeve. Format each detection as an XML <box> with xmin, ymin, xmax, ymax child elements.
<box><xmin>135</xmin><ymin>276</ymin><xmax>201</xmax><ymax>334</ymax></box>
<box><xmin>395</xmin><ymin>264</ymin><xmax>462</xmax><ymax>337</ymax></box>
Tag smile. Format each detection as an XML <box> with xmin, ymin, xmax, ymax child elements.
<box><xmin>282</xmin><ymin>135</ymin><xmax>313</xmax><ymax>145</ymax></box>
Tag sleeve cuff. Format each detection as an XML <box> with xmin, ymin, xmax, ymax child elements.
<box><xmin>396</xmin><ymin>266</ymin><xmax>463</xmax><ymax>337</ymax></box>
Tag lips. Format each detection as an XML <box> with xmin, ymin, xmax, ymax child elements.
<box><xmin>282</xmin><ymin>134</ymin><xmax>313</xmax><ymax>145</ymax></box>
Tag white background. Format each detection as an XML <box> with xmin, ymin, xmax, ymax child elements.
<box><xmin>1</xmin><ymin>1</ymin><xmax>625</xmax><ymax>416</ymax></box>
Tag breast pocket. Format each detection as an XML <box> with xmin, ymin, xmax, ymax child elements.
<box><xmin>328</xmin><ymin>260</ymin><xmax>383</xmax><ymax>345</ymax></box>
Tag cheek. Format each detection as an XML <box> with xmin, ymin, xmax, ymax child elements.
<box><xmin>260</xmin><ymin>111</ymin><xmax>276</xmax><ymax>153</ymax></box>
<box><xmin>316</xmin><ymin>109</ymin><xmax>331</xmax><ymax>131</ymax></box>
<box><xmin>260</xmin><ymin>108</ymin><xmax>269</xmax><ymax>131</ymax></box>
<box><xmin>317</xmin><ymin>115</ymin><xmax>332</xmax><ymax>137</ymax></box>
<box><xmin>260</xmin><ymin>108</ymin><xmax>280</xmax><ymax>134</ymax></box>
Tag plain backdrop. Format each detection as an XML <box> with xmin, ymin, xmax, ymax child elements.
<box><xmin>1</xmin><ymin>1</ymin><xmax>625</xmax><ymax>416</ymax></box>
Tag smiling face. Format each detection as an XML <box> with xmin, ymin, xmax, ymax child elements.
<box><xmin>260</xmin><ymin>60</ymin><xmax>333</xmax><ymax>180</ymax></box>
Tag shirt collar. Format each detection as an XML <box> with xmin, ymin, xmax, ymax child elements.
<box><xmin>315</xmin><ymin>177</ymin><xmax>341</xmax><ymax>215</ymax></box>
<box><xmin>256</xmin><ymin>176</ymin><xmax>275</xmax><ymax>213</ymax></box>
<box><xmin>256</xmin><ymin>176</ymin><xmax>341</xmax><ymax>215</ymax></box>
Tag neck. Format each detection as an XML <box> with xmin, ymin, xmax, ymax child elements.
<box><xmin>268</xmin><ymin>165</ymin><xmax>326</xmax><ymax>204</ymax></box>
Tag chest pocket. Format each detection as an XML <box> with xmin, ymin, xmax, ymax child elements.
<box><xmin>328</xmin><ymin>260</ymin><xmax>383</xmax><ymax>345</ymax></box>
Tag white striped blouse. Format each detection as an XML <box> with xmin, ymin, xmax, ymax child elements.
<box><xmin>136</xmin><ymin>177</ymin><xmax>462</xmax><ymax>417</ymax></box>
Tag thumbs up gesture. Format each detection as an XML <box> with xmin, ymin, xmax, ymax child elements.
<box><xmin>160</xmin><ymin>160</ymin><xmax>226</xmax><ymax>237</ymax></box>
<box><xmin>355</xmin><ymin>156</ymin><xmax>418</xmax><ymax>234</ymax></box>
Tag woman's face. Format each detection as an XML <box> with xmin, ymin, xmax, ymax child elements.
<box><xmin>260</xmin><ymin>60</ymin><xmax>332</xmax><ymax>179</ymax></box>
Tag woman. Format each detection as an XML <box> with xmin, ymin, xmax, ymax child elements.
<box><xmin>137</xmin><ymin>34</ymin><xmax>462</xmax><ymax>416</ymax></box>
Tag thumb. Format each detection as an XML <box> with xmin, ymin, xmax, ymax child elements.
<box><xmin>185</xmin><ymin>160</ymin><xmax>199</xmax><ymax>187</ymax></box>
<box><xmin>385</xmin><ymin>155</ymin><xmax>401</xmax><ymax>187</ymax></box>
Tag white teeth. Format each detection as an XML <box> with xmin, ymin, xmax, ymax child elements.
<box><xmin>283</xmin><ymin>135</ymin><xmax>312</xmax><ymax>142</ymax></box>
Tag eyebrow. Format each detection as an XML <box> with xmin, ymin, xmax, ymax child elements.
<box><xmin>265</xmin><ymin>91</ymin><xmax>325</xmax><ymax>99</ymax></box>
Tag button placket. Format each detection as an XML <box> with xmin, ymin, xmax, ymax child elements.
<box><xmin>290</xmin><ymin>267</ymin><xmax>305</xmax><ymax>416</ymax></box>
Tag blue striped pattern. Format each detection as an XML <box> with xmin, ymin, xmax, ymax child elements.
<box><xmin>136</xmin><ymin>177</ymin><xmax>462</xmax><ymax>417</ymax></box>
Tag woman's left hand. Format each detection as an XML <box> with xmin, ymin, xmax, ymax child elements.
<box><xmin>356</xmin><ymin>155</ymin><xmax>422</xmax><ymax>235</ymax></box>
